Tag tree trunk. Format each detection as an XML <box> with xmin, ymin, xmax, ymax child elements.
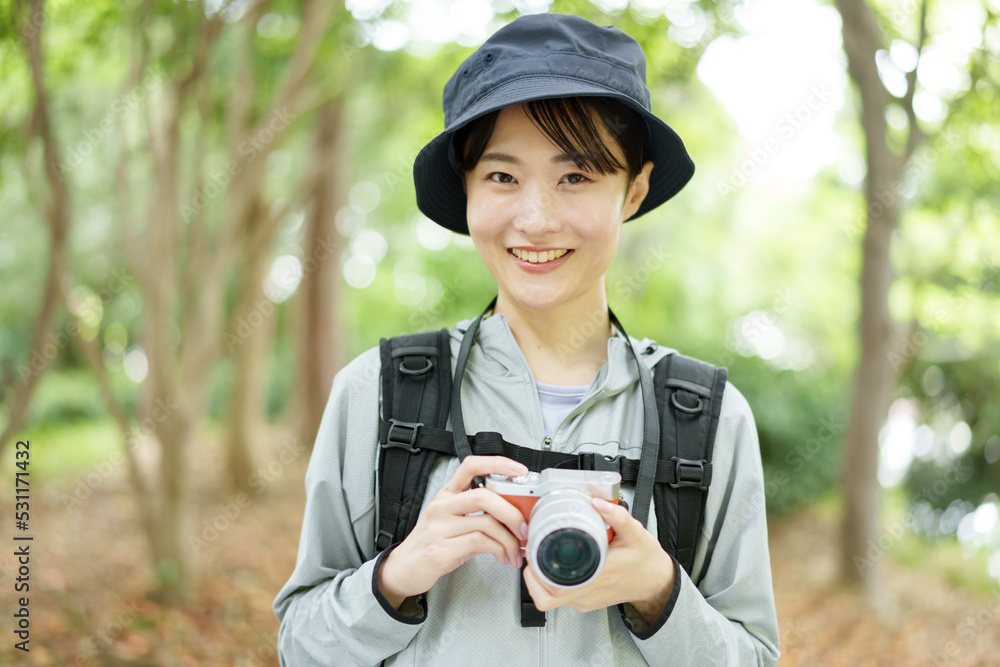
<box><xmin>224</xmin><ymin>198</ymin><xmax>276</xmax><ymax>492</ymax></box>
<box><xmin>2</xmin><ymin>0</ymin><xmax>72</xmax><ymax>457</ymax></box>
<box><xmin>17</xmin><ymin>0</ymin><xmax>340</xmax><ymax>598</ymax></box>
<box><xmin>151</xmin><ymin>394</ymin><xmax>196</xmax><ymax>590</ymax></box>
<box><xmin>841</xmin><ymin>208</ymin><xmax>896</xmax><ymax>595</ymax></box>
<box><xmin>295</xmin><ymin>100</ymin><xmax>347</xmax><ymax>448</ymax></box>
<box><xmin>834</xmin><ymin>0</ymin><xmax>927</xmax><ymax>602</ymax></box>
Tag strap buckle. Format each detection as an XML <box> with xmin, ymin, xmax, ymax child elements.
<box><xmin>669</xmin><ymin>456</ymin><xmax>709</xmax><ymax>490</ymax></box>
<box><xmin>376</xmin><ymin>529</ymin><xmax>395</xmax><ymax>551</ymax></box>
<box><xmin>383</xmin><ymin>419</ymin><xmax>422</xmax><ymax>453</ymax></box>
<box><xmin>580</xmin><ymin>452</ymin><xmax>623</xmax><ymax>472</ymax></box>
<box><xmin>670</xmin><ymin>390</ymin><xmax>704</xmax><ymax>415</ymax></box>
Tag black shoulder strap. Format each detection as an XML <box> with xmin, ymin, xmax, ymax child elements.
<box><xmin>375</xmin><ymin>329</ymin><xmax>728</xmax><ymax>586</ymax></box>
<box><xmin>375</xmin><ymin>328</ymin><xmax>452</xmax><ymax>552</ymax></box>
<box><xmin>652</xmin><ymin>352</ymin><xmax>727</xmax><ymax>580</ymax></box>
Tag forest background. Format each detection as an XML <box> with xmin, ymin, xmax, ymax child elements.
<box><xmin>1</xmin><ymin>0</ymin><xmax>999</xmax><ymax>664</ymax></box>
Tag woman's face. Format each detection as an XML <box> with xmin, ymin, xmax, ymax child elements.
<box><xmin>463</xmin><ymin>103</ymin><xmax>653</xmax><ymax>315</ymax></box>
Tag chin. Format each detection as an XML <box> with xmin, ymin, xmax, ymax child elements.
<box><xmin>502</xmin><ymin>289</ymin><xmax>572</xmax><ymax>312</ymax></box>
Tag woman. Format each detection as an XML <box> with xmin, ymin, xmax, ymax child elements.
<box><xmin>275</xmin><ymin>13</ymin><xmax>779</xmax><ymax>666</ymax></box>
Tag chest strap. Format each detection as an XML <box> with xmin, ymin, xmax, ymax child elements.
<box><xmin>378</xmin><ymin>420</ymin><xmax>712</xmax><ymax>489</ymax></box>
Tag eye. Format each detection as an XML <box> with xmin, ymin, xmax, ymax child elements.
<box><xmin>487</xmin><ymin>172</ymin><xmax>515</xmax><ymax>184</ymax></box>
<box><xmin>562</xmin><ymin>173</ymin><xmax>590</xmax><ymax>184</ymax></box>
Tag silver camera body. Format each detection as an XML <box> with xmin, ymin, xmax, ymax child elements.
<box><xmin>485</xmin><ymin>469</ymin><xmax>622</xmax><ymax>589</ymax></box>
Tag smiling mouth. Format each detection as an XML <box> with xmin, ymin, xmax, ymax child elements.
<box><xmin>509</xmin><ymin>248</ymin><xmax>571</xmax><ymax>264</ymax></box>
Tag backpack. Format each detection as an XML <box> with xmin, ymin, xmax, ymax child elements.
<box><xmin>375</xmin><ymin>305</ymin><xmax>727</xmax><ymax>627</ymax></box>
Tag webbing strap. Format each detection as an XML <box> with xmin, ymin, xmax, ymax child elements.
<box><xmin>519</xmin><ymin>562</ymin><xmax>546</xmax><ymax>627</ymax></box>
<box><xmin>376</xmin><ymin>330</ymin><xmax>451</xmax><ymax>552</ymax></box>
<box><xmin>673</xmin><ymin>384</ymin><xmax>702</xmax><ymax>570</ymax></box>
<box><xmin>607</xmin><ymin>308</ymin><xmax>660</xmax><ymax>528</ymax></box>
<box><xmin>450</xmin><ymin>298</ymin><xmax>495</xmax><ymax>461</ymax></box>
<box><xmin>652</xmin><ymin>353</ymin><xmax>727</xmax><ymax>577</ymax></box>
<box><xmin>377</xmin><ymin>342</ymin><xmax>405</xmax><ymax>551</ymax></box>
<box><xmin>378</xmin><ymin>420</ymin><xmax>712</xmax><ymax>485</ymax></box>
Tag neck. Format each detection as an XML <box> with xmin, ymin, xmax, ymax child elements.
<box><xmin>490</xmin><ymin>286</ymin><xmax>614</xmax><ymax>385</ymax></box>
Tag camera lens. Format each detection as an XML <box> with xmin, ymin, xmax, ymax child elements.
<box><xmin>536</xmin><ymin>528</ymin><xmax>600</xmax><ymax>586</ymax></box>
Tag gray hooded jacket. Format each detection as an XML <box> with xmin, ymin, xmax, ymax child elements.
<box><xmin>274</xmin><ymin>313</ymin><xmax>780</xmax><ymax>666</ymax></box>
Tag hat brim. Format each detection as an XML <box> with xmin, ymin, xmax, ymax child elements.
<box><xmin>413</xmin><ymin>76</ymin><xmax>694</xmax><ymax>235</ymax></box>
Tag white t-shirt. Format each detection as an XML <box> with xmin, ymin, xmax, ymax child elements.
<box><xmin>535</xmin><ymin>381</ymin><xmax>590</xmax><ymax>436</ymax></box>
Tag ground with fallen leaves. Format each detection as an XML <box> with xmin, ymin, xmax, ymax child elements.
<box><xmin>2</xmin><ymin>436</ymin><xmax>998</xmax><ymax>666</ymax></box>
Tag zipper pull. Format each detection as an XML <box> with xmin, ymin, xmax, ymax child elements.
<box><xmin>543</xmin><ymin>435</ymin><xmax>552</xmax><ymax>449</ymax></box>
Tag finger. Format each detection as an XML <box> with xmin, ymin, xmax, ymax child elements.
<box><xmin>442</xmin><ymin>514</ymin><xmax>523</xmax><ymax>567</ymax></box>
<box><xmin>447</xmin><ymin>530</ymin><xmax>512</xmax><ymax>568</ymax></box>
<box><xmin>445</xmin><ymin>488</ymin><xmax>529</xmax><ymax>541</ymax></box>
<box><xmin>443</xmin><ymin>455</ymin><xmax>529</xmax><ymax>494</ymax></box>
<box><xmin>592</xmin><ymin>497</ymin><xmax>635</xmax><ymax>534</ymax></box>
<box><xmin>522</xmin><ymin>562</ymin><xmax>557</xmax><ymax>612</ymax></box>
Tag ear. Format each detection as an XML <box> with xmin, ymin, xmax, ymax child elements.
<box><xmin>622</xmin><ymin>160</ymin><xmax>654</xmax><ymax>220</ymax></box>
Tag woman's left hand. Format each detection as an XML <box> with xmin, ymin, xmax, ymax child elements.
<box><xmin>521</xmin><ymin>496</ymin><xmax>676</xmax><ymax>624</ymax></box>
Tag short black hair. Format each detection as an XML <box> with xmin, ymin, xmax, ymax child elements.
<box><xmin>455</xmin><ymin>96</ymin><xmax>649</xmax><ymax>186</ymax></box>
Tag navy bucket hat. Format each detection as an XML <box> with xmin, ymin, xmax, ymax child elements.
<box><xmin>413</xmin><ymin>12</ymin><xmax>694</xmax><ymax>235</ymax></box>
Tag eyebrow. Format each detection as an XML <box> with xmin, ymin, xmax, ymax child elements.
<box><xmin>479</xmin><ymin>151</ymin><xmax>582</xmax><ymax>167</ymax></box>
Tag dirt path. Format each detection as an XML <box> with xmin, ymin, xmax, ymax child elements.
<box><xmin>2</xmin><ymin>457</ymin><xmax>998</xmax><ymax>665</ymax></box>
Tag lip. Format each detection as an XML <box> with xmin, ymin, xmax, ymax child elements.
<box><xmin>507</xmin><ymin>248</ymin><xmax>573</xmax><ymax>273</ymax></box>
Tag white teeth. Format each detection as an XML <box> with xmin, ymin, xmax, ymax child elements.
<box><xmin>511</xmin><ymin>248</ymin><xmax>569</xmax><ymax>263</ymax></box>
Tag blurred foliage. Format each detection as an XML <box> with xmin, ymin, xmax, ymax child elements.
<box><xmin>24</xmin><ymin>368</ymin><xmax>108</xmax><ymax>425</ymax></box>
<box><xmin>1</xmin><ymin>0</ymin><xmax>998</xmax><ymax>529</ymax></box>
<box><xmin>899</xmin><ymin>355</ymin><xmax>1000</xmax><ymax>512</ymax></box>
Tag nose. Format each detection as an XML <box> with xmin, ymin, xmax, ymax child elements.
<box><xmin>512</xmin><ymin>181</ymin><xmax>562</xmax><ymax>236</ymax></box>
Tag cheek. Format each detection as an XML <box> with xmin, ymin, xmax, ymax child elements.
<box><xmin>467</xmin><ymin>193</ymin><xmax>512</xmax><ymax>244</ymax></box>
<box><xmin>466</xmin><ymin>212</ymin><xmax>502</xmax><ymax>265</ymax></box>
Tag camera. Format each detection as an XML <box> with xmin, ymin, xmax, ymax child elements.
<box><xmin>484</xmin><ymin>469</ymin><xmax>622</xmax><ymax>589</ymax></box>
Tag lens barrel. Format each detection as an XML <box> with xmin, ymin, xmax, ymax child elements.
<box><xmin>527</xmin><ymin>488</ymin><xmax>609</xmax><ymax>589</ymax></box>
<box><xmin>536</xmin><ymin>528</ymin><xmax>601</xmax><ymax>586</ymax></box>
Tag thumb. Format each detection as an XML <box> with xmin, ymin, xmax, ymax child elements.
<box><xmin>592</xmin><ymin>496</ymin><xmax>635</xmax><ymax>532</ymax></box>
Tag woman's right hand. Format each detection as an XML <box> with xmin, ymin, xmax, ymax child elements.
<box><xmin>377</xmin><ymin>455</ymin><xmax>530</xmax><ymax>609</ymax></box>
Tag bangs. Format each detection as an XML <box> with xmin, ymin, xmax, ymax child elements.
<box><xmin>455</xmin><ymin>96</ymin><xmax>648</xmax><ymax>181</ymax></box>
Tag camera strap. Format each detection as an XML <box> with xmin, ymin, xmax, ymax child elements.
<box><xmin>606</xmin><ymin>307</ymin><xmax>661</xmax><ymax>529</ymax></box>
<box><xmin>451</xmin><ymin>300</ymin><xmax>660</xmax><ymax>521</ymax></box>
<box><xmin>376</xmin><ymin>296</ymin><xmax>726</xmax><ymax>626</ymax></box>
<box><xmin>447</xmin><ymin>299</ymin><xmax>661</xmax><ymax>627</ymax></box>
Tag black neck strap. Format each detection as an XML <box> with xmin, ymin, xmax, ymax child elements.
<box><xmin>451</xmin><ymin>297</ymin><xmax>660</xmax><ymax>527</ymax></box>
<box><xmin>450</xmin><ymin>297</ymin><xmax>497</xmax><ymax>460</ymax></box>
